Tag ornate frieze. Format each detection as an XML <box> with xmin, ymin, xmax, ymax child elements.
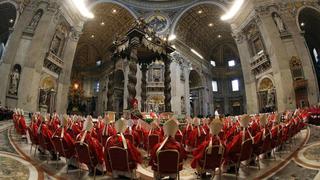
<box><xmin>250</xmin><ymin>51</ymin><xmax>271</xmax><ymax>76</ymax></box>
<box><xmin>43</xmin><ymin>51</ymin><xmax>64</xmax><ymax>75</ymax></box>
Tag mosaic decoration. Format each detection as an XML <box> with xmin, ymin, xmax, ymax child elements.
<box><xmin>146</xmin><ymin>14</ymin><xmax>169</xmax><ymax>33</ymax></box>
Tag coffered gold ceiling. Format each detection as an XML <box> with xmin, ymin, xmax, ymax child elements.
<box><xmin>175</xmin><ymin>4</ymin><xmax>234</xmax><ymax>60</ymax></box>
<box><xmin>73</xmin><ymin>3</ymin><xmax>135</xmax><ymax>70</ymax></box>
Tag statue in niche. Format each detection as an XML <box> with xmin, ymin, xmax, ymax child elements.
<box><xmin>29</xmin><ymin>10</ymin><xmax>43</xmax><ymax>29</ymax></box>
<box><xmin>181</xmin><ymin>96</ymin><xmax>186</xmax><ymax>114</ymax></box>
<box><xmin>266</xmin><ymin>89</ymin><xmax>275</xmax><ymax>108</ymax></box>
<box><xmin>39</xmin><ymin>89</ymin><xmax>48</xmax><ymax>106</ymax></box>
<box><xmin>8</xmin><ymin>65</ymin><xmax>21</xmax><ymax>96</ymax></box>
<box><xmin>50</xmin><ymin>36</ymin><xmax>61</xmax><ymax>55</ymax></box>
<box><xmin>272</xmin><ymin>12</ymin><xmax>286</xmax><ymax>33</ymax></box>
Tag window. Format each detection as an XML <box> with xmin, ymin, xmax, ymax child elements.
<box><xmin>231</xmin><ymin>79</ymin><xmax>239</xmax><ymax>91</ymax></box>
<box><xmin>212</xmin><ymin>81</ymin><xmax>218</xmax><ymax>92</ymax></box>
<box><xmin>96</xmin><ymin>82</ymin><xmax>100</xmax><ymax>92</ymax></box>
<box><xmin>210</xmin><ymin>60</ymin><xmax>216</xmax><ymax>67</ymax></box>
<box><xmin>96</xmin><ymin>60</ymin><xmax>101</xmax><ymax>66</ymax></box>
<box><xmin>228</xmin><ymin>60</ymin><xmax>236</xmax><ymax>67</ymax></box>
<box><xmin>313</xmin><ymin>48</ymin><xmax>319</xmax><ymax>62</ymax></box>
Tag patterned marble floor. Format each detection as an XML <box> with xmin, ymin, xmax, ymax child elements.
<box><xmin>1</xmin><ymin>118</ymin><xmax>320</xmax><ymax>180</ymax></box>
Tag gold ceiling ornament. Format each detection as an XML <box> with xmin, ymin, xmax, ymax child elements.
<box><xmin>258</xmin><ymin>78</ymin><xmax>274</xmax><ymax>91</ymax></box>
<box><xmin>289</xmin><ymin>56</ymin><xmax>302</xmax><ymax>69</ymax></box>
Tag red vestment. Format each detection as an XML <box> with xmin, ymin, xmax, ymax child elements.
<box><xmin>52</xmin><ymin>127</ymin><xmax>75</xmax><ymax>158</ymax></box>
<box><xmin>225</xmin><ymin>130</ymin><xmax>252</xmax><ymax>163</ymax></box>
<box><xmin>188</xmin><ymin>126</ymin><xmax>208</xmax><ymax>147</ymax></box>
<box><xmin>182</xmin><ymin>124</ymin><xmax>193</xmax><ymax>145</ymax></box>
<box><xmin>76</xmin><ymin>132</ymin><xmax>104</xmax><ymax>166</ymax></box>
<box><xmin>104</xmin><ymin>135</ymin><xmax>142</xmax><ymax>172</ymax></box>
<box><xmin>39</xmin><ymin>123</ymin><xmax>55</xmax><ymax>150</ymax></box>
<box><xmin>191</xmin><ymin>135</ymin><xmax>224</xmax><ymax>169</ymax></box>
<box><xmin>149</xmin><ymin>137</ymin><xmax>186</xmax><ymax>171</ymax></box>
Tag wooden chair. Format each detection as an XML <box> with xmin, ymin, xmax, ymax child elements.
<box><xmin>200</xmin><ymin>145</ymin><xmax>225</xmax><ymax>179</ymax></box>
<box><xmin>107</xmin><ymin>146</ymin><xmax>136</xmax><ymax>180</ymax></box>
<box><xmin>27</xmin><ymin>126</ymin><xmax>38</xmax><ymax>156</ymax></box>
<box><xmin>75</xmin><ymin>141</ymin><xmax>98</xmax><ymax>180</ymax></box>
<box><xmin>51</xmin><ymin>135</ymin><xmax>75</xmax><ymax>172</ymax></box>
<box><xmin>155</xmin><ymin>149</ymin><xmax>181</xmax><ymax>180</ymax></box>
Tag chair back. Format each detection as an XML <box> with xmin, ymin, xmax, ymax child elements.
<box><xmin>27</xmin><ymin>127</ymin><xmax>38</xmax><ymax>145</ymax></box>
<box><xmin>52</xmin><ymin>136</ymin><xmax>65</xmax><ymax>156</ymax></box>
<box><xmin>38</xmin><ymin>133</ymin><xmax>49</xmax><ymax>150</ymax></box>
<box><xmin>157</xmin><ymin>149</ymin><xmax>180</xmax><ymax>174</ymax></box>
<box><xmin>108</xmin><ymin>146</ymin><xmax>131</xmax><ymax>172</ymax></box>
<box><xmin>75</xmin><ymin>141</ymin><xmax>96</xmax><ymax>167</ymax></box>
<box><xmin>239</xmin><ymin>138</ymin><xmax>253</xmax><ymax>162</ymax></box>
<box><xmin>101</xmin><ymin>135</ymin><xmax>110</xmax><ymax>146</ymax></box>
<box><xmin>261</xmin><ymin>132</ymin><xmax>272</xmax><ymax>153</ymax></box>
<box><xmin>148</xmin><ymin>134</ymin><xmax>160</xmax><ymax>152</ymax></box>
<box><xmin>203</xmin><ymin>145</ymin><xmax>224</xmax><ymax>170</ymax></box>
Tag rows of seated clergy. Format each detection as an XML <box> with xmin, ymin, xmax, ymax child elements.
<box><xmin>0</xmin><ymin>106</ymin><xmax>13</xmax><ymax>121</ymax></box>
<box><xmin>12</xmin><ymin>107</ymin><xmax>314</xmax><ymax>178</ymax></box>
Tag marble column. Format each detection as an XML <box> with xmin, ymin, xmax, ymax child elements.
<box><xmin>55</xmin><ymin>28</ymin><xmax>81</xmax><ymax>114</ymax></box>
<box><xmin>107</xmin><ymin>72</ymin><xmax>114</xmax><ymax>111</ymax></box>
<box><xmin>140</xmin><ymin>63</ymin><xmax>148</xmax><ymax>111</ymax></box>
<box><xmin>164</xmin><ymin>56</ymin><xmax>172</xmax><ymax>112</ymax></box>
<box><xmin>17</xmin><ymin>7</ymin><xmax>59</xmax><ymax>112</ymax></box>
<box><xmin>234</xmin><ymin>32</ymin><xmax>259</xmax><ymax>114</ymax></box>
<box><xmin>258</xmin><ymin>14</ymin><xmax>296</xmax><ymax>111</ymax></box>
<box><xmin>0</xmin><ymin>5</ymin><xmax>34</xmax><ymax>107</ymax></box>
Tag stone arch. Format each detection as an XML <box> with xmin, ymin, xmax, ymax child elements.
<box><xmin>170</xmin><ymin>1</ymin><xmax>227</xmax><ymax>35</ymax></box>
<box><xmin>89</xmin><ymin>0</ymin><xmax>138</xmax><ymax>19</ymax></box>
<box><xmin>40</xmin><ymin>75</ymin><xmax>57</xmax><ymax>90</ymax></box>
<box><xmin>296</xmin><ymin>6</ymin><xmax>320</xmax><ymax>32</ymax></box>
<box><xmin>0</xmin><ymin>0</ymin><xmax>19</xmax><ymax>26</ymax></box>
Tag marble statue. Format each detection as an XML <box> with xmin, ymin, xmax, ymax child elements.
<box><xmin>181</xmin><ymin>96</ymin><xmax>186</xmax><ymax>113</ymax></box>
<box><xmin>267</xmin><ymin>89</ymin><xmax>275</xmax><ymax>108</ymax></box>
<box><xmin>272</xmin><ymin>13</ymin><xmax>286</xmax><ymax>33</ymax></box>
<box><xmin>39</xmin><ymin>89</ymin><xmax>48</xmax><ymax>106</ymax></box>
<box><xmin>8</xmin><ymin>68</ymin><xmax>20</xmax><ymax>95</ymax></box>
<box><xmin>29</xmin><ymin>10</ymin><xmax>42</xmax><ymax>28</ymax></box>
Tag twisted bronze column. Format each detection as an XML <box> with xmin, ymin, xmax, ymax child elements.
<box><xmin>127</xmin><ymin>48</ymin><xmax>138</xmax><ymax>109</ymax></box>
<box><xmin>140</xmin><ymin>63</ymin><xmax>148</xmax><ymax>111</ymax></box>
<box><xmin>107</xmin><ymin>72</ymin><xmax>114</xmax><ymax>111</ymax></box>
<box><xmin>164</xmin><ymin>57</ymin><xmax>172</xmax><ymax>112</ymax></box>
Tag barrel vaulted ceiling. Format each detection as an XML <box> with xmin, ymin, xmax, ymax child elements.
<box><xmin>73</xmin><ymin>0</ymin><xmax>237</xmax><ymax>75</ymax></box>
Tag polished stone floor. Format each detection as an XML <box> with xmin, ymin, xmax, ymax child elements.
<box><xmin>1</xmin><ymin>118</ymin><xmax>320</xmax><ymax>180</ymax></box>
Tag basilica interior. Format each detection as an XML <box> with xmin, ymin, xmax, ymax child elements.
<box><xmin>1</xmin><ymin>0</ymin><xmax>320</xmax><ymax>179</ymax></box>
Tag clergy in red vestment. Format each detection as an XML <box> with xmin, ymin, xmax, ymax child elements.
<box><xmin>225</xmin><ymin>114</ymin><xmax>254</xmax><ymax>172</ymax></box>
<box><xmin>76</xmin><ymin>116</ymin><xmax>105</xmax><ymax>175</ymax></box>
<box><xmin>202</xmin><ymin>118</ymin><xmax>210</xmax><ymax>134</ymax></box>
<box><xmin>188</xmin><ymin>118</ymin><xmax>207</xmax><ymax>149</ymax></box>
<box><xmin>49</xmin><ymin>113</ymin><xmax>60</xmax><ymax>131</ymax></box>
<box><xmin>97</xmin><ymin>114</ymin><xmax>116</xmax><ymax>145</ymax></box>
<box><xmin>132</xmin><ymin>119</ymin><xmax>147</xmax><ymax>147</ymax></box>
<box><xmin>182</xmin><ymin>117</ymin><xmax>193</xmax><ymax>146</ymax></box>
<box><xmin>29</xmin><ymin>114</ymin><xmax>39</xmax><ymax>144</ymax></box>
<box><xmin>104</xmin><ymin>118</ymin><xmax>142</xmax><ymax>178</ymax></box>
<box><xmin>17</xmin><ymin>109</ymin><xmax>27</xmax><ymax>135</ymax></box>
<box><xmin>144</xmin><ymin>120</ymin><xmax>164</xmax><ymax>148</ymax></box>
<box><xmin>66</xmin><ymin>115</ymin><xmax>82</xmax><ymax>139</ymax></box>
<box><xmin>253</xmin><ymin>114</ymin><xmax>271</xmax><ymax>155</ymax></box>
<box><xmin>124</xmin><ymin>119</ymin><xmax>141</xmax><ymax>146</ymax></box>
<box><xmin>149</xmin><ymin>119</ymin><xmax>187</xmax><ymax>179</ymax></box>
<box><xmin>130</xmin><ymin>98</ymin><xmax>143</xmax><ymax>120</ymax></box>
<box><xmin>191</xmin><ymin>118</ymin><xmax>225</xmax><ymax>178</ymax></box>
<box><xmin>52</xmin><ymin>115</ymin><xmax>75</xmax><ymax>159</ymax></box>
<box><xmin>38</xmin><ymin>114</ymin><xmax>58</xmax><ymax>160</ymax></box>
